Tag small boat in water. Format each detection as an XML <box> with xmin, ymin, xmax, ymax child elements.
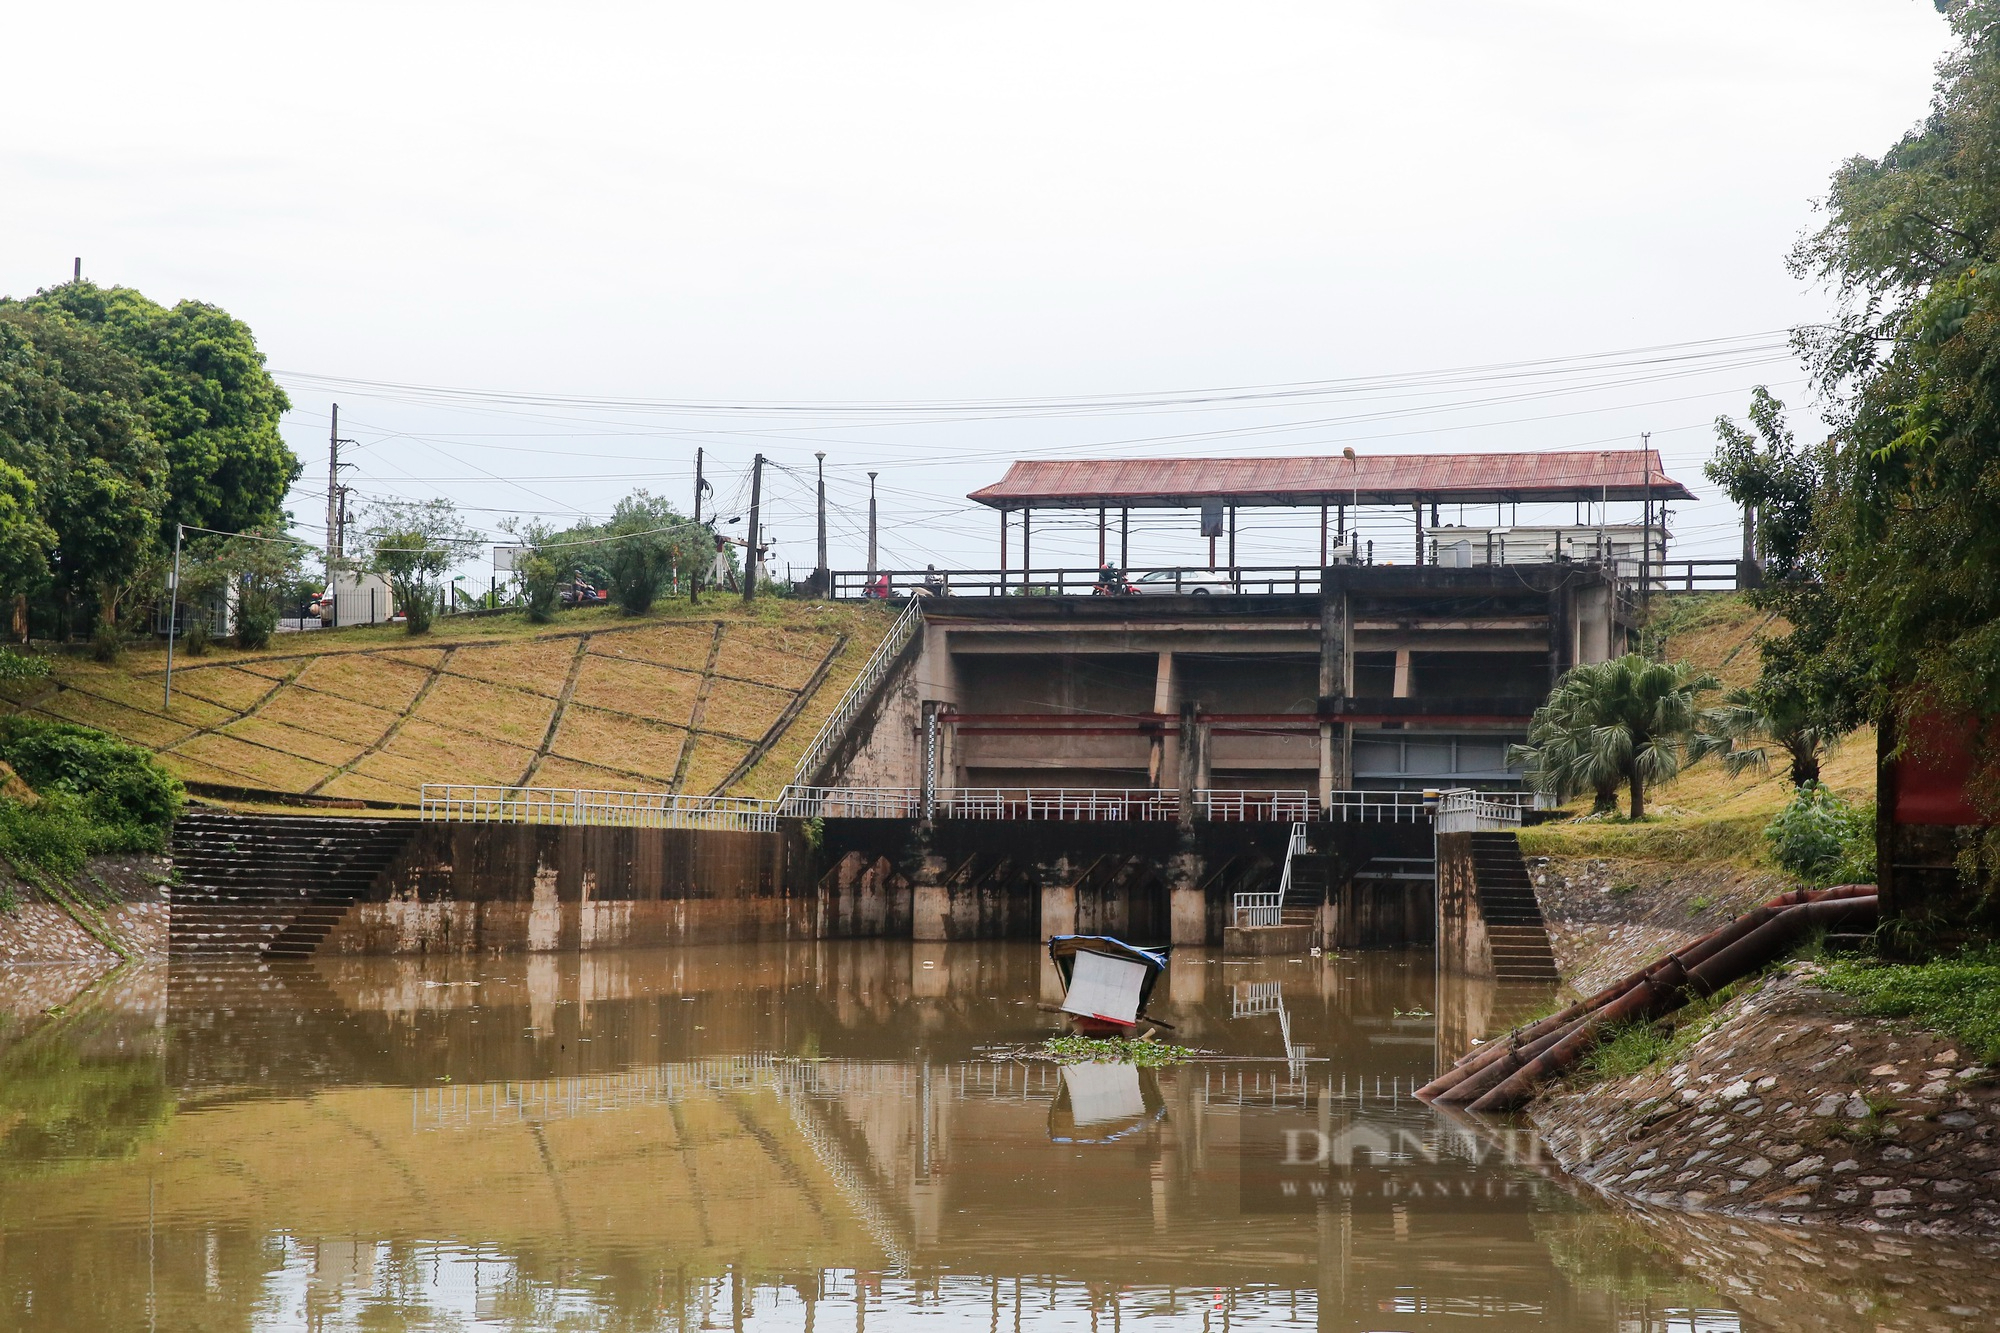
<box><xmin>1047</xmin><ymin>935</ymin><xmax>1170</xmax><ymax>1036</ymax></box>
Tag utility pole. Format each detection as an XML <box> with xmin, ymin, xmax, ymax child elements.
<box><xmin>693</xmin><ymin>447</ymin><xmax>704</xmax><ymax>525</ymax></box>
<box><xmin>325</xmin><ymin>405</ymin><xmax>355</xmax><ymax>622</ymax></box>
<box><xmin>1640</xmin><ymin>432</ymin><xmax>1654</xmax><ymax>612</ymax></box>
<box><xmin>815</xmin><ymin>451</ymin><xmax>829</xmax><ymax>593</ymax></box>
<box><xmin>72</xmin><ymin>257</ymin><xmax>80</xmax><ymax>283</ymax></box>
<box><xmin>743</xmin><ymin>453</ymin><xmax>764</xmax><ymax>603</ymax></box>
<box><xmin>866</xmin><ymin>472</ymin><xmax>879</xmax><ymax>578</ymax></box>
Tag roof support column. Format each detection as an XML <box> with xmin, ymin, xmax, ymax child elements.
<box><xmin>1097</xmin><ymin>506</ymin><xmax>1107</xmax><ymax>567</ymax></box>
<box><xmin>1319</xmin><ymin>503</ymin><xmax>1328</xmax><ymax>570</ymax></box>
<box><xmin>999</xmin><ymin>508</ymin><xmax>1008</xmax><ymax>587</ymax></box>
<box><xmin>1412</xmin><ymin>502</ymin><xmax>1424</xmax><ymax>565</ymax></box>
<box><xmin>1318</xmin><ymin>570</ymin><xmax>1349</xmax><ymax>808</ymax></box>
<box><xmin>1227</xmin><ymin>506</ymin><xmax>1237</xmax><ymax>583</ymax></box>
<box><xmin>1023</xmin><ymin>509</ymin><xmax>1032</xmax><ymax>582</ymax></box>
<box><xmin>1120</xmin><ymin>507</ymin><xmax>1129</xmax><ymax>570</ymax></box>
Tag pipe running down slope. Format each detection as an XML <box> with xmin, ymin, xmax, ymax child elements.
<box><xmin>1417</xmin><ymin>885</ymin><xmax>1878</xmax><ymax>1113</ymax></box>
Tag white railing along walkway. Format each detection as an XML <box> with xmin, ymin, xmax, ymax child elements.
<box><xmin>790</xmin><ymin>596</ymin><xmax>926</xmax><ymax>788</ymax></box>
<box><xmin>422</xmin><ymin>782</ymin><xmax>1522</xmax><ymax>829</ymax></box>
<box><xmin>419</xmin><ymin>785</ymin><xmax>782</xmax><ymax>832</ymax></box>
<box><xmin>1434</xmin><ymin>789</ymin><xmax>1526</xmax><ymax>834</ymax></box>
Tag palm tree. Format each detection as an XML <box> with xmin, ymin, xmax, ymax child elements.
<box><xmin>1510</xmin><ymin>654</ymin><xmax>1719</xmax><ymax>819</ymax></box>
<box><xmin>1692</xmin><ymin>683</ymin><xmax>1843</xmax><ymax>786</ymax></box>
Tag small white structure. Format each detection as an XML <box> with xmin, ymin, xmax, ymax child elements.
<box><xmin>331</xmin><ymin>571</ymin><xmax>395</xmax><ymax>626</ymax></box>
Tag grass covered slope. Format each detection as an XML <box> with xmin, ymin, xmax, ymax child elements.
<box><xmin>1521</xmin><ymin>592</ymin><xmax>1876</xmax><ymax>867</ymax></box>
<box><xmin>0</xmin><ymin>601</ymin><xmax>895</xmax><ymax>806</ymax></box>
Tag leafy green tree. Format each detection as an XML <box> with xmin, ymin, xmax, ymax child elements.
<box><xmin>1706</xmin><ymin>388</ymin><xmax>1818</xmax><ymax>578</ymax></box>
<box><xmin>594</xmin><ymin>492</ymin><xmax>703</xmax><ymax>615</ymax></box>
<box><xmin>364</xmin><ymin>499</ymin><xmax>475</xmax><ymax>635</ymax></box>
<box><xmin>18</xmin><ymin>283</ymin><xmax>298</xmax><ymax>540</ymax></box>
<box><xmin>1787</xmin><ymin>0</ymin><xmax>2000</xmax><ymax>846</ymax></box>
<box><xmin>0</xmin><ymin>306</ymin><xmax>168</xmax><ymax>632</ymax></box>
<box><xmin>498</xmin><ymin>518</ymin><xmax>574</xmax><ymax>623</ymax></box>
<box><xmin>0</xmin><ymin>459</ymin><xmax>53</xmax><ymax>638</ymax></box>
<box><xmin>1511</xmin><ymin>654</ymin><xmax>1718</xmax><ymax>819</ymax></box>
<box><xmin>1693</xmin><ymin>683</ymin><xmax>1845</xmax><ymax>787</ymax></box>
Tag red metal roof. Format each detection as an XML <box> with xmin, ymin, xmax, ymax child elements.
<box><xmin>967</xmin><ymin>450</ymin><xmax>1694</xmax><ymax>509</ymax></box>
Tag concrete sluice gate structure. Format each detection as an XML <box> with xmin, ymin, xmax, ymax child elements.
<box><xmin>171</xmin><ymin>568</ymin><xmax>1619</xmax><ymax>965</ymax></box>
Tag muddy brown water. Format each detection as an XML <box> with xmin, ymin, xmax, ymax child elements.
<box><xmin>0</xmin><ymin>942</ymin><xmax>1992</xmax><ymax>1330</ymax></box>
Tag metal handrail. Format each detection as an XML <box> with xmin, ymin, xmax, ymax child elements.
<box><xmin>424</xmin><ymin>781</ymin><xmax>1499</xmax><ymax>828</ymax></box>
<box><xmin>420</xmin><ymin>784</ymin><xmax>781</xmax><ymax>832</ymax></box>
<box><xmin>790</xmin><ymin>597</ymin><xmax>926</xmax><ymax>788</ymax></box>
<box><xmin>1434</xmin><ymin>788</ymin><xmax>1525</xmax><ymax>833</ymax></box>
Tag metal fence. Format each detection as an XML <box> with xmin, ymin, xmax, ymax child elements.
<box><xmin>1433</xmin><ymin>789</ymin><xmax>1525</xmax><ymax>833</ymax></box>
<box><xmin>422</xmin><ymin>781</ymin><xmax>1521</xmax><ymax>829</ymax></box>
<box><xmin>827</xmin><ymin>565</ymin><xmax>1328</xmax><ymax>599</ymax></box>
<box><xmin>419</xmin><ymin>784</ymin><xmax>783</xmax><ymax>832</ymax></box>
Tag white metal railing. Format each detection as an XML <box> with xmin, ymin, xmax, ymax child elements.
<box><xmin>1325</xmin><ymin>790</ymin><xmax>1434</xmax><ymax>822</ymax></box>
<box><xmin>1434</xmin><ymin>788</ymin><xmax>1525</xmax><ymax>834</ymax></box>
<box><xmin>1232</xmin><ymin>890</ymin><xmax>1283</xmax><ymax>929</ymax></box>
<box><xmin>1235</xmin><ymin>821</ymin><xmax>1309</xmax><ymax>928</ymax></box>
<box><xmin>422</xmin><ymin>782</ymin><xmax>1503</xmax><ymax>828</ymax></box>
<box><xmin>790</xmin><ymin>597</ymin><xmax>926</xmax><ymax>788</ymax></box>
<box><xmin>779</xmin><ymin>786</ymin><xmax>923</xmax><ymax>819</ymax></box>
<box><xmin>420</xmin><ymin>785</ymin><xmax>782</xmax><ymax>832</ymax></box>
<box><xmin>943</xmin><ymin>787</ymin><xmax>1179</xmax><ymax>821</ymax></box>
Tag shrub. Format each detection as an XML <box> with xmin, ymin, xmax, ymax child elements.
<box><xmin>1764</xmin><ymin>781</ymin><xmax>1874</xmax><ymax>885</ymax></box>
<box><xmin>0</xmin><ymin>650</ymin><xmax>50</xmax><ymax>683</ymax></box>
<box><xmin>90</xmin><ymin>623</ymin><xmax>123</xmax><ymax>664</ymax></box>
<box><xmin>0</xmin><ymin>716</ymin><xmax>182</xmax><ymax>849</ymax></box>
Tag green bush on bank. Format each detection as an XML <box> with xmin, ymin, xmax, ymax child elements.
<box><xmin>0</xmin><ymin>717</ymin><xmax>183</xmax><ymax>895</ymax></box>
<box><xmin>1764</xmin><ymin>781</ymin><xmax>1874</xmax><ymax>886</ymax></box>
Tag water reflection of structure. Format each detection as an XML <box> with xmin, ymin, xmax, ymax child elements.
<box><xmin>0</xmin><ymin>945</ymin><xmax>1787</xmax><ymax>1332</ymax></box>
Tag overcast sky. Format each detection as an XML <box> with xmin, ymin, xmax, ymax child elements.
<box><xmin>0</xmin><ymin>1</ymin><xmax>1958</xmax><ymax>578</ymax></box>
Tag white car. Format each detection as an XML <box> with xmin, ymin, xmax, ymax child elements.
<box><xmin>1129</xmin><ymin>568</ymin><xmax>1237</xmax><ymax>595</ymax></box>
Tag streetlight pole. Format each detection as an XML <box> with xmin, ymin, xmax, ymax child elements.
<box><xmin>815</xmin><ymin>451</ymin><xmax>829</xmax><ymax>594</ymax></box>
<box><xmin>866</xmin><ymin>472</ymin><xmax>879</xmax><ymax>578</ymax></box>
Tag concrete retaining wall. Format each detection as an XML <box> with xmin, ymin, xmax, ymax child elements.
<box><xmin>321</xmin><ymin>823</ymin><xmax>811</xmax><ymax>955</ymax></box>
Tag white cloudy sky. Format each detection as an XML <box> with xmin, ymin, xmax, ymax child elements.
<box><xmin>0</xmin><ymin>1</ymin><xmax>1957</xmax><ymax>579</ymax></box>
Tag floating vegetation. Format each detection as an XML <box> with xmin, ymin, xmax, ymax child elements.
<box><xmin>1040</xmin><ymin>1035</ymin><xmax>1193</xmax><ymax>1067</ymax></box>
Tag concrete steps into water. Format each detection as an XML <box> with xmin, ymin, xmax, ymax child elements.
<box><xmin>170</xmin><ymin>810</ymin><xmax>415</xmax><ymax>961</ymax></box>
<box><xmin>1467</xmin><ymin>830</ymin><xmax>1560</xmax><ymax>983</ymax></box>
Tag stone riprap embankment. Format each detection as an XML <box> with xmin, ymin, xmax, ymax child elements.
<box><xmin>1529</xmin><ymin>853</ymin><xmax>1783</xmax><ymax>995</ymax></box>
<box><xmin>0</xmin><ymin>854</ymin><xmax>168</xmax><ymax>963</ymax></box>
<box><xmin>1530</xmin><ymin>966</ymin><xmax>2000</xmax><ymax>1237</ymax></box>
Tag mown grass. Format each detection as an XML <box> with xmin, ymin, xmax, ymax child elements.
<box><xmin>0</xmin><ymin>599</ymin><xmax>894</xmax><ymax>805</ymax></box>
<box><xmin>1820</xmin><ymin>952</ymin><xmax>2000</xmax><ymax>1064</ymax></box>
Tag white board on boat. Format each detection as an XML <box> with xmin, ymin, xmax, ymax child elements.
<box><xmin>1062</xmin><ymin>1062</ymin><xmax>1145</xmax><ymax>1125</ymax></box>
<box><xmin>1061</xmin><ymin>949</ymin><xmax>1148</xmax><ymax>1025</ymax></box>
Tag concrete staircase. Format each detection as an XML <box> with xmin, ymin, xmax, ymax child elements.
<box><xmin>1280</xmin><ymin>846</ymin><xmax>1328</xmax><ymax>927</ymax></box>
<box><xmin>1467</xmin><ymin>830</ymin><xmax>1560</xmax><ymax>983</ymax></box>
<box><xmin>170</xmin><ymin>810</ymin><xmax>415</xmax><ymax>961</ymax></box>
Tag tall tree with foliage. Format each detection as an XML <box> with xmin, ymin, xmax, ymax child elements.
<box><xmin>1788</xmin><ymin>0</ymin><xmax>2000</xmax><ymax>852</ymax></box>
<box><xmin>0</xmin><ymin>305</ymin><xmax>168</xmax><ymax>632</ymax></box>
<box><xmin>17</xmin><ymin>283</ymin><xmax>298</xmax><ymax>541</ymax></box>
<box><xmin>596</xmin><ymin>491</ymin><xmax>704</xmax><ymax>615</ymax></box>
<box><xmin>1693</xmin><ymin>683</ymin><xmax>1845</xmax><ymax>787</ymax></box>
<box><xmin>499</xmin><ymin>518</ymin><xmax>574</xmax><ymax>623</ymax></box>
<box><xmin>364</xmin><ymin>499</ymin><xmax>474</xmax><ymax>635</ymax></box>
<box><xmin>1511</xmin><ymin>655</ymin><xmax>1718</xmax><ymax>819</ymax></box>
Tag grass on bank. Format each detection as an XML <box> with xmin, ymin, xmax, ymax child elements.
<box><xmin>1820</xmin><ymin>952</ymin><xmax>2000</xmax><ymax>1064</ymax></box>
<box><xmin>0</xmin><ymin>598</ymin><xmax>896</xmax><ymax>806</ymax></box>
<box><xmin>1580</xmin><ymin>979</ymin><xmax>1753</xmax><ymax>1083</ymax></box>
